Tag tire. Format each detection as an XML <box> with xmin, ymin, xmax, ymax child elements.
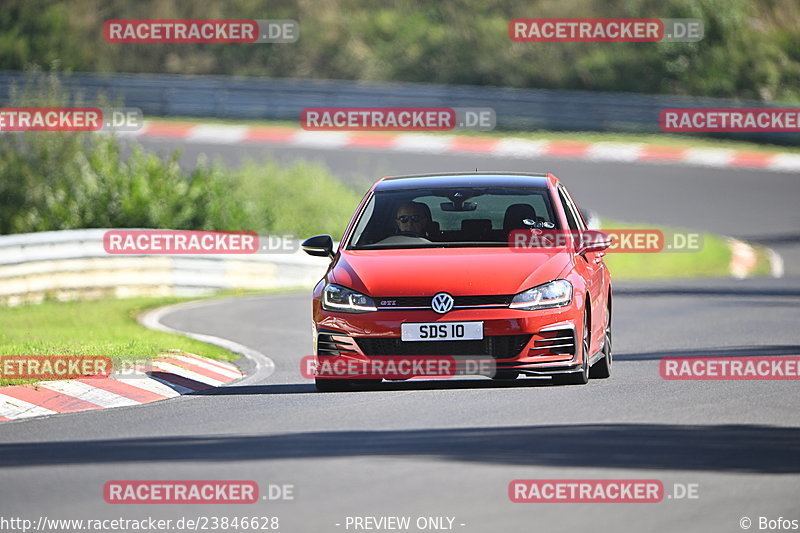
<box><xmin>315</xmin><ymin>378</ymin><xmax>352</xmax><ymax>392</ymax></box>
<box><xmin>491</xmin><ymin>370</ymin><xmax>519</xmax><ymax>381</ymax></box>
<box><xmin>553</xmin><ymin>308</ymin><xmax>590</xmax><ymax>386</ymax></box>
<box><xmin>590</xmin><ymin>303</ymin><xmax>612</xmax><ymax>379</ymax></box>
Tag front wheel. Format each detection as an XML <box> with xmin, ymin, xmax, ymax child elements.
<box><xmin>552</xmin><ymin>308</ymin><xmax>590</xmax><ymax>386</ymax></box>
<box><xmin>590</xmin><ymin>303</ymin><xmax>612</xmax><ymax>379</ymax></box>
<box><xmin>491</xmin><ymin>370</ymin><xmax>519</xmax><ymax>381</ymax></box>
<box><xmin>315</xmin><ymin>378</ymin><xmax>352</xmax><ymax>392</ymax></box>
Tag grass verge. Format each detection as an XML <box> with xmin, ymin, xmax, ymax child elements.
<box><xmin>0</xmin><ymin>292</ymin><xmax>265</xmax><ymax>387</ymax></box>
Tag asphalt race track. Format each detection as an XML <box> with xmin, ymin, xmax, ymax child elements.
<box><xmin>1</xmin><ymin>140</ymin><xmax>799</xmax><ymax>532</ymax></box>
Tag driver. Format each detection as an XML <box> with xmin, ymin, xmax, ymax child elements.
<box><xmin>395</xmin><ymin>202</ymin><xmax>433</xmax><ymax>237</ymax></box>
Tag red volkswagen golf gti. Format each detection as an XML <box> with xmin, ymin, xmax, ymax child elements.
<box><xmin>302</xmin><ymin>172</ymin><xmax>612</xmax><ymax>392</ymax></box>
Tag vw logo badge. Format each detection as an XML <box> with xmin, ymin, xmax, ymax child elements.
<box><xmin>431</xmin><ymin>292</ymin><xmax>454</xmax><ymax>314</ymax></box>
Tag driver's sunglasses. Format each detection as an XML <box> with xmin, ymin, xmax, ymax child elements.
<box><xmin>396</xmin><ymin>215</ymin><xmax>423</xmax><ymax>223</ymax></box>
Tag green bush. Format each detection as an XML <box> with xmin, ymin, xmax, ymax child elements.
<box><xmin>0</xmin><ymin>71</ymin><xmax>361</xmax><ymax>238</ymax></box>
<box><xmin>231</xmin><ymin>159</ymin><xmax>364</xmax><ymax>239</ymax></box>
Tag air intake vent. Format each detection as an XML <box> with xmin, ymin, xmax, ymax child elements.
<box><xmin>354</xmin><ymin>334</ymin><xmax>531</xmax><ymax>359</ymax></box>
<box><xmin>531</xmin><ymin>328</ymin><xmax>575</xmax><ymax>356</ymax></box>
<box><xmin>317</xmin><ymin>332</ymin><xmax>360</xmax><ymax>356</ymax></box>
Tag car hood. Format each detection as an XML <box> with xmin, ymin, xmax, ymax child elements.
<box><xmin>330</xmin><ymin>248</ymin><xmax>572</xmax><ymax>296</ymax></box>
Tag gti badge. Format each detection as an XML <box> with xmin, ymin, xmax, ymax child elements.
<box><xmin>431</xmin><ymin>292</ymin><xmax>454</xmax><ymax>314</ymax></box>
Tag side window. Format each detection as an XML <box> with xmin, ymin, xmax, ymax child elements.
<box><xmin>561</xmin><ymin>186</ymin><xmax>587</xmax><ymax>231</ymax></box>
<box><xmin>558</xmin><ymin>188</ymin><xmax>579</xmax><ymax>230</ymax></box>
<box><xmin>348</xmin><ymin>194</ymin><xmax>376</xmax><ymax>246</ymax></box>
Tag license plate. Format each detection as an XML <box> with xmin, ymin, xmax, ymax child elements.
<box><xmin>401</xmin><ymin>322</ymin><xmax>484</xmax><ymax>341</ymax></box>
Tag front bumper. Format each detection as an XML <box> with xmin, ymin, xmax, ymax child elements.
<box><xmin>313</xmin><ymin>304</ymin><xmax>584</xmax><ymax>379</ymax></box>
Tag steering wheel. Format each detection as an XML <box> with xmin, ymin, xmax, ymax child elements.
<box><xmin>395</xmin><ymin>231</ymin><xmax>425</xmax><ymax>238</ymax></box>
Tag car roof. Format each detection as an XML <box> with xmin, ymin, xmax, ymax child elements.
<box><xmin>374</xmin><ymin>172</ymin><xmax>553</xmax><ymax>191</ymax></box>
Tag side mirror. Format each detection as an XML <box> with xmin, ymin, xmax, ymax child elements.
<box><xmin>577</xmin><ymin>230</ymin><xmax>611</xmax><ymax>254</ymax></box>
<box><xmin>301</xmin><ymin>235</ymin><xmax>334</xmax><ymax>259</ymax></box>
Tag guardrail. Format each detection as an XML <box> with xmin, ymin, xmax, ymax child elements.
<box><xmin>1</xmin><ymin>71</ymin><xmax>796</xmax><ymax>144</ymax></box>
<box><xmin>0</xmin><ymin>229</ymin><xmax>329</xmax><ymax>305</ymax></box>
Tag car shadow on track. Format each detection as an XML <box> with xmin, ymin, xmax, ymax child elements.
<box><xmin>1</xmin><ymin>423</ymin><xmax>798</xmax><ymax>473</ymax></box>
<box><xmin>617</xmin><ymin>344</ymin><xmax>800</xmax><ymax>362</ymax></box>
<box><xmin>737</xmin><ymin>232</ymin><xmax>800</xmax><ymax>246</ymax></box>
<box><xmin>192</xmin><ymin>378</ymin><xmax>557</xmax><ymax>396</ymax></box>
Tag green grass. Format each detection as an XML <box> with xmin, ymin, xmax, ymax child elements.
<box><xmin>152</xmin><ymin>116</ymin><xmax>800</xmax><ymax>155</ymax></box>
<box><xmin>600</xmin><ymin>219</ymin><xmax>772</xmax><ymax>279</ymax></box>
<box><xmin>0</xmin><ymin>295</ymin><xmax>241</xmax><ymax>387</ymax></box>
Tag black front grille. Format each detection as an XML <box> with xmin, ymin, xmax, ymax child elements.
<box><xmin>456</xmin><ymin>295</ymin><xmax>513</xmax><ymax>306</ymax></box>
<box><xmin>375</xmin><ymin>294</ymin><xmax>512</xmax><ymax>308</ymax></box>
<box><xmin>355</xmin><ymin>334</ymin><xmax>531</xmax><ymax>359</ymax></box>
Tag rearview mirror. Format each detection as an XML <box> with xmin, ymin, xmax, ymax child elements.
<box><xmin>440</xmin><ymin>201</ymin><xmax>477</xmax><ymax>212</ymax></box>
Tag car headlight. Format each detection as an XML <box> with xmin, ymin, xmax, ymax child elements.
<box><xmin>509</xmin><ymin>280</ymin><xmax>573</xmax><ymax>310</ymax></box>
<box><xmin>322</xmin><ymin>283</ymin><xmax>377</xmax><ymax>313</ymax></box>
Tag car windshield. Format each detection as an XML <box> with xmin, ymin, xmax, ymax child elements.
<box><xmin>347</xmin><ymin>187</ymin><xmax>559</xmax><ymax>249</ymax></box>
